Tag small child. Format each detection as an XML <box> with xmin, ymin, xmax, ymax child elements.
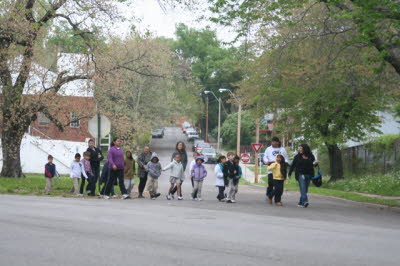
<box><xmin>80</xmin><ymin>152</ymin><xmax>94</xmax><ymax>196</ymax></box>
<box><xmin>267</xmin><ymin>154</ymin><xmax>287</xmax><ymax>206</ymax></box>
<box><xmin>225</xmin><ymin>152</ymin><xmax>239</xmax><ymax>203</ymax></box>
<box><xmin>70</xmin><ymin>153</ymin><xmax>88</xmax><ymax>195</ymax></box>
<box><xmin>44</xmin><ymin>155</ymin><xmax>57</xmax><ymax>194</ymax></box>
<box><xmin>215</xmin><ymin>155</ymin><xmax>227</xmax><ymax>201</ymax></box>
<box><xmin>163</xmin><ymin>154</ymin><xmax>185</xmax><ymax>200</ymax></box>
<box><xmin>146</xmin><ymin>153</ymin><xmax>162</xmax><ymax>199</ymax></box>
<box><xmin>191</xmin><ymin>156</ymin><xmax>207</xmax><ymax>201</ymax></box>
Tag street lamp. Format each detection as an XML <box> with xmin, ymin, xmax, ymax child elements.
<box><xmin>204</xmin><ymin>90</ymin><xmax>222</xmax><ymax>153</ymax></box>
<box><xmin>219</xmin><ymin>88</ymin><xmax>242</xmax><ymax>156</ymax></box>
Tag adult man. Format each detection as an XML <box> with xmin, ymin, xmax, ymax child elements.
<box><xmin>86</xmin><ymin>139</ymin><xmax>104</xmax><ymax>196</ymax></box>
<box><xmin>263</xmin><ymin>137</ymin><xmax>289</xmax><ymax>203</ymax></box>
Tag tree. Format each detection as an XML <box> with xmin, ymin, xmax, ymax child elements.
<box><xmin>235</xmin><ymin>3</ymin><xmax>399</xmax><ymax>181</ymax></box>
<box><xmin>220</xmin><ymin>110</ymin><xmax>255</xmax><ymax>148</ymax></box>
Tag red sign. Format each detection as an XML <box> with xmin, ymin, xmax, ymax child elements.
<box><xmin>241</xmin><ymin>153</ymin><xmax>251</xmax><ymax>163</ymax></box>
<box><xmin>252</xmin><ymin>143</ymin><xmax>263</xmax><ymax>153</ymax></box>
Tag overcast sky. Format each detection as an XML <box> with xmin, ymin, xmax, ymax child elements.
<box><xmin>115</xmin><ymin>0</ymin><xmax>236</xmax><ymax>42</ymax></box>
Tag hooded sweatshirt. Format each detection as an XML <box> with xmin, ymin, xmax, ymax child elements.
<box><xmin>146</xmin><ymin>153</ymin><xmax>162</xmax><ymax>179</ymax></box>
<box><xmin>191</xmin><ymin>156</ymin><xmax>207</xmax><ymax>181</ymax></box>
<box><xmin>163</xmin><ymin>160</ymin><xmax>184</xmax><ymax>179</ymax></box>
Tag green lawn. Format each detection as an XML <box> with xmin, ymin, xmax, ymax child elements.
<box><xmin>0</xmin><ymin>174</ymin><xmax>140</xmax><ymax>196</ymax></box>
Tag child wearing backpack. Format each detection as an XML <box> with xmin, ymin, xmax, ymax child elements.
<box><xmin>147</xmin><ymin>153</ymin><xmax>162</xmax><ymax>199</ymax></box>
<box><xmin>215</xmin><ymin>155</ymin><xmax>226</xmax><ymax>201</ymax></box>
<box><xmin>267</xmin><ymin>154</ymin><xmax>287</xmax><ymax>206</ymax></box>
<box><xmin>44</xmin><ymin>155</ymin><xmax>57</xmax><ymax>194</ymax></box>
<box><xmin>163</xmin><ymin>153</ymin><xmax>185</xmax><ymax>200</ymax></box>
<box><xmin>191</xmin><ymin>156</ymin><xmax>207</xmax><ymax>201</ymax></box>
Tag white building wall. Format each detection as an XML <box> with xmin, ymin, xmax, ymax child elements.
<box><xmin>0</xmin><ymin>134</ymin><xmax>90</xmax><ymax>175</ymax></box>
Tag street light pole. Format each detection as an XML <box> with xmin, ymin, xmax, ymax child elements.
<box><xmin>219</xmin><ymin>88</ymin><xmax>241</xmax><ymax>155</ymax></box>
<box><xmin>204</xmin><ymin>91</ymin><xmax>222</xmax><ymax>153</ymax></box>
<box><xmin>205</xmin><ymin>96</ymin><xmax>209</xmax><ymax>142</ymax></box>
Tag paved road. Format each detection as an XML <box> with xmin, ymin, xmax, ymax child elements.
<box><xmin>1</xmin><ymin>127</ymin><xmax>400</xmax><ymax>266</ymax></box>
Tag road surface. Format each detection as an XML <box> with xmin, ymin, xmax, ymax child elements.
<box><xmin>1</xmin><ymin>127</ymin><xmax>399</xmax><ymax>266</ymax></box>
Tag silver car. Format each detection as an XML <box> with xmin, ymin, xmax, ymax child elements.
<box><xmin>201</xmin><ymin>147</ymin><xmax>217</xmax><ymax>164</ymax></box>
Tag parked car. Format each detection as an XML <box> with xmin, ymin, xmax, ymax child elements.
<box><xmin>187</xmin><ymin>131</ymin><xmax>199</xmax><ymax>141</ymax></box>
<box><xmin>185</xmin><ymin>127</ymin><xmax>196</xmax><ymax>136</ymax></box>
<box><xmin>151</xmin><ymin>129</ymin><xmax>164</xmax><ymax>138</ymax></box>
<box><xmin>201</xmin><ymin>147</ymin><xmax>217</xmax><ymax>163</ymax></box>
<box><xmin>195</xmin><ymin>142</ymin><xmax>211</xmax><ymax>153</ymax></box>
<box><xmin>192</xmin><ymin>139</ymin><xmax>205</xmax><ymax>151</ymax></box>
<box><xmin>182</xmin><ymin>122</ymin><xmax>191</xmax><ymax>133</ymax></box>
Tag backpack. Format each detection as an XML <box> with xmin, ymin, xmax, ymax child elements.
<box><xmin>311</xmin><ymin>167</ymin><xmax>323</xmax><ymax>187</ymax></box>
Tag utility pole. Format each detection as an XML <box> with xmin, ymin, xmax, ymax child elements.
<box><xmin>237</xmin><ymin>103</ymin><xmax>241</xmax><ymax>156</ymax></box>
<box><xmin>217</xmin><ymin>97</ymin><xmax>221</xmax><ymax>153</ymax></box>
<box><xmin>205</xmin><ymin>96</ymin><xmax>209</xmax><ymax>142</ymax></box>
<box><xmin>254</xmin><ymin>117</ymin><xmax>260</xmax><ymax>183</ymax></box>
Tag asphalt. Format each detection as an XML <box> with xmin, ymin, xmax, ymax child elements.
<box><xmin>1</xmin><ymin>127</ymin><xmax>399</xmax><ymax>266</ymax></box>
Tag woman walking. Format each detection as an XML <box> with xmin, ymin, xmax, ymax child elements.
<box><xmin>124</xmin><ymin>151</ymin><xmax>136</xmax><ymax>195</ymax></box>
<box><xmin>137</xmin><ymin>146</ymin><xmax>152</xmax><ymax>198</ymax></box>
<box><xmin>170</xmin><ymin>141</ymin><xmax>188</xmax><ymax>198</ymax></box>
<box><xmin>102</xmin><ymin>137</ymin><xmax>129</xmax><ymax>199</ymax></box>
<box><xmin>289</xmin><ymin>144</ymin><xmax>316</xmax><ymax>208</ymax></box>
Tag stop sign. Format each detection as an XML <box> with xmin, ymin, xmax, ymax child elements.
<box><xmin>241</xmin><ymin>153</ymin><xmax>251</xmax><ymax>163</ymax></box>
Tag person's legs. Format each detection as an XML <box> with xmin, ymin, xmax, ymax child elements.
<box><xmin>304</xmin><ymin>175</ymin><xmax>311</xmax><ymax>204</ymax></box>
<box><xmin>266</xmin><ymin>173</ymin><xmax>273</xmax><ymax>197</ymax></box>
<box><xmin>92</xmin><ymin>166</ymin><xmax>99</xmax><ymax>195</ymax></box>
<box><xmin>86</xmin><ymin>174</ymin><xmax>94</xmax><ymax>195</ymax></box>
<box><xmin>177</xmin><ymin>183</ymin><xmax>182</xmax><ymax>198</ymax></box>
<box><xmin>104</xmin><ymin>171</ymin><xmax>116</xmax><ymax>196</ymax></box>
<box><xmin>191</xmin><ymin>177</ymin><xmax>197</xmax><ymax>198</ymax></box>
<box><xmin>73</xmin><ymin>177</ymin><xmax>79</xmax><ymax>194</ymax></box>
<box><xmin>168</xmin><ymin>182</ymin><xmax>175</xmax><ymax>195</ymax></box>
<box><xmin>124</xmin><ymin>179</ymin><xmax>132</xmax><ymax>195</ymax></box>
<box><xmin>79</xmin><ymin>176</ymin><xmax>86</xmax><ymax>194</ymax></box>
<box><xmin>298</xmin><ymin>174</ymin><xmax>307</xmax><ymax>205</ymax></box>
<box><xmin>192</xmin><ymin>180</ymin><xmax>199</xmax><ymax>198</ymax></box>
<box><xmin>197</xmin><ymin>180</ymin><xmax>203</xmax><ymax>199</ymax></box>
<box><xmin>45</xmin><ymin>177</ymin><xmax>51</xmax><ymax>194</ymax></box>
<box><xmin>147</xmin><ymin>177</ymin><xmax>155</xmax><ymax>197</ymax></box>
<box><xmin>138</xmin><ymin>173</ymin><xmax>148</xmax><ymax>195</ymax></box>
<box><xmin>232</xmin><ymin>183</ymin><xmax>238</xmax><ymax>201</ymax></box>
<box><xmin>274</xmin><ymin>180</ymin><xmax>284</xmax><ymax>203</ymax></box>
<box><xmin>217</xmin><ymin>186</ymin><xmax>225</xmax><ymax>200</ymax></box>
<box><xmin>227</xmin><ymin>179</ymin><xmax>234</xmax><ymax>200</ymax></box>
<box><xmin>116</xmin><ymin>170</ymin><xmax>128</xmax><ymax>195</ymax></box>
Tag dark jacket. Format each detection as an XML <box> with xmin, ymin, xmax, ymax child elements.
<box><xmin>171</xmin><ymin>150</ymin><xmax>188</xmax><ymax>171</ymax></box>
<box><xmin>44</xmin><ymin>163</ymin><xmax>56</xmax><ymax>178</ymax></box>
<box><xmin>289</xmin><ymin>153</ymin><xmax>316</xmax><ymax>180</ymax></box>
<box><xmin>138</xmin><ymin>152</ymin><xmax>152</xmax><ymax>178</ymax></box>
<box><xmin>100</xmin><ymin>160</ymin><xmax>110</xmax><ymax>185</ymax></box>
<box><xmin>86</xmin><ymin>147</ymin><xmax>104</xmax><ymax>169</ymax></box>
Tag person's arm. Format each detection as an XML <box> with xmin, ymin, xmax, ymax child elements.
<box><xmin>162</xmin><ymin>162</ymin><xmax>173</xmax><ymax>171</ymax></box>
<box><xmin>97</xmin><ymin>148</ymin><xmax>104</xmax><ymax>162</ymax></box>
<box><xmin>267</xmin><ymin>162</ymin><xmax>277</xmax><ymax>171</ymax></box>
<box><xmin>263</xmin><ymin>149</ymin><xmax>268</xmax><ymax>164</ymax></box>
<box><xmin>132</xmin><ymin>159</ymin><xmax>136</xmax><ymax>174</ymax></box>
<box><xmin>288</xmin><ymin>156</ymin><xmax>297</xmax><ymax>177</ymax></box>
<box><xmin>80</xmin><ymin>162</ymin><xmax>88</xmax><ymax>179</ymax></box>
<box><xmin>203</xmin><ymin>168</ymin><xmax>208</xmax><ymax>178</ymax></box>
<box><xmin>108</xmin><ymin>149</ymin><xmax>116</xmax><ymax>169</ymax></box>
<box><xmin>137</xmin><ymin>154</ymin><xmax>145</xmax><ymax>168</ymax></box>
<box><xmin>191</xmin><ymin>167</ymin><xmax>195</xmax><ymax>177</ymax></box>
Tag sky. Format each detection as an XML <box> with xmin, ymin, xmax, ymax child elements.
<box><xmin>115</xmin><ymin>0</ymin><xmax>237</xmax><ymax>42</ymax></box>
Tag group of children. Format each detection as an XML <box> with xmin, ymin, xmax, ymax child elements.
<box><xmin>43</xmin><ymin>145</ymin><xmax>286</xmax><ymax>205</ymax></box>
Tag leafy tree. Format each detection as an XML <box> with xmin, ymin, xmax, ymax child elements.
<box><xmin>220</xmin><ymin>110</ymin><xmax>255</xmax><ymax>148</ymax></box>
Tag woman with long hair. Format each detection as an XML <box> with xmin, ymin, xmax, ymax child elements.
<box><xmin>102</xmin><ymin>137</ymin><xmax>129</xmax><ymax>199</ymax></box>
<box><xmin>289</xmin><ymin>144</ymin><xmax>316</xmax><ymax>208</ymax></box>
<box><xmin>170</xmin><ymin>141</ymin><xmax>188</xmax><ymax>198</ymax></box>
<box><xmin>137</xmin><ymin>146</ymin><xmax>152</xmax><ymax>198</ymax></box>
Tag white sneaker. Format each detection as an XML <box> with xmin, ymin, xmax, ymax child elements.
<box><xmin>112</xmin><ymin>195</ymin><xmax>118</xmax><ymax>198</ymax></box>
<box><xmin>166</xmin><ymin>195</ymin><xmax>171</xmax><ymax>200</ymax></box>
<box><xmin>190</xmin><ymin>196</ymin><xmax>194</xmax><ymax>200</ymax></box>
<box><xmin>122</xmin><ymin>194</ymin><xmax>130</xmax><ymax>199</ymax></box>
<box><xmin>78</xmin><ymin>194</ymin><xmax>84</xmax><ymax>197</ymax></box>
<box><xmin>177</xmin><ymin>196</ymin><xmax>183</xmax><ymax>200</ymax></box>
<box><xmin>197</xmin><ymin>198</ymin><xmax>202</xmax><ymax>201</ymax></box>
<box><xmin>103</xmin><ymin>196</ymin><xmax>110</xmax><ymax>199</ymax></box>
<box><xmin>230</xmin><ymin>199</ymin><xmax>236</xmax><ymax>203</ymax></box>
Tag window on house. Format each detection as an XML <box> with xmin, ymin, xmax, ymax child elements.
<box><xmin>70</xmin><ymin>112</ymin><xmax>80</xmax><ymax>128</ymax></box>
<box><xmin>38</xmin><ymin>112</ymin><xmax>50</xmax><ymax>126</ymax></box>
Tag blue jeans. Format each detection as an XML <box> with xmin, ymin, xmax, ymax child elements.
<box><xmin>298</xmin><ymin>174</ymin><xmax>311</xmax><ymax>205</ymax></box>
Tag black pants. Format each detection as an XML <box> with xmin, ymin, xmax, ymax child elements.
<box><xmin>138</xmin><ymin>172</ymin><xmax>148</xmax><ymax>194</ymax></box>
<box><xmin>266</xmin><ymin>173</ymin><xmax>274</xmax><ymax>197</ymax></box>
<box><xmin>91</xmin><ymin>166</ymin><xmax>100</xmax><ymax>195</ymax></box>
<box><xmin>80</xmin><ymin>173</ymin><xmax>94</xmax><ymax>194</ymax></box>
<box><xmin>217</xmin><ymin>186</ymin><xmax>225</xmax><ymax>200</ymax></box>
<box><xmin>267</xmin><ymin>179</ymin><xmax>284</xmax><ymax>203</ymax></box>
<box><xmin>103</xmin><ymin>169</ymin><xmax>127</xmax><ymax>196</ymax></box>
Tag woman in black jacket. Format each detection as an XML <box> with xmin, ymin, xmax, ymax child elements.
<box><xmin>289</xmin><ymin>144</ymin><xmax>316</xmax><ymax>208</ymax></box>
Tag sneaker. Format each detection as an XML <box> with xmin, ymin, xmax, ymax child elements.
<box><xmin>226</xmin><ymin>200</ymin><xmax>232</xmax><ymax>203</ymax></box>
<box><xmin>268</xmin><ymin>199</ymin><xmax>273</xmax><ymax>205</ymax></box>
<box><xmin>197</xmin><ymin>198</ymin><xmax>202</xmax><ymax>201</ymax></box>
<box><xmin>221</xmin><ymin>198</ymin><xmax>226</xmax><ymax>202</ymax></box>
<box><xmin>151</xmin><ymin>197</ymin><xmax>156</xmax><ymax>200</ymax></box>
<box><xmin>171</xmin><ymin>195</ymin><xmax>175</xmax><ymax>200</ymax></box>
<box><xmin>304</xmin><ymin>202</ymin><xmax>309</xmax><ymax>208</ymax></box>
<box><xmin>190</xmin><ymin>196</ymin><xmax>195</xmax><ymax>200</ymax></box>
<box><xmin>297</xmin><ymin>204</ymin><xmax>304</xmax><ymax>208</ymax></box>
<box><xmin>103</xmin><ymin>196</ymin><xmax>110</xmax><ymax>199</ymax></box>
<box><xmin>166</xmin><ymin>195</ymin><xmax>171</xmax><ymax>200</ymax></box>
<box><xmin>231</xmin><ymin>199</ymin><xmax>236</xmax><ymax>203</ymax></box>
<box><xmin>276</xmin><ymin>202</ymin><xmax>283</xmax><ymax>206</ymax></box>
<box><xmin>177</xmin><ymin>196</ymin><xmax>183</xmax><ymax>200</ymax></box>
<box><xmin>154</xmin><ymin>193</ymin><xmax>161</xmax><ymax>198</ymax></box>
<box><xmin>122</xmin><ymin>194</ymin><xmax>130</xmax><ymax>199</ymax></box>
<box><xmin>112</xmin><ymin>195</ymin><xmax>118</xmax><ymax>198</ymax></box>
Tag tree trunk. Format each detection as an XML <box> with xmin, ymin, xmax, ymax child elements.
<box><xmin>1</xmin><ymin>125</ymin><xmax>25</xmax><ymax>178</ymax></box>
<box><xmin>326</xmin><ymin>143</ymin><xmax>344</xmax><ymax>182</ymax></box>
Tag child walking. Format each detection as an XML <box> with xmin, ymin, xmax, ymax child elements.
<box><xmin>70</xmin><ymin>153</ymin><xmax>87</xmax><ymax>195</ymax></box>
<box><xmin>80</xmin><ymin>152</ymin><xmax>94</xmax><ymax>196</ymax></box>
<box><xmin>44</xmin><ymin>155</ymin><xmax>57</xmax><ymax>194</ymax></box>
<box><xmin>124</xmin><ymin>151</ymin><xmax>136</xmax><ymax>195</ymax></box>
<box><xmin>191</xmin><ymin>156</ymin><xmax>207</xmax><ymax>201</ymax></box>
<box><xmin>215</xmin><ymin>155</ymin><xmax>226</xmax><ymax>201</ymax></box>
<box><xmin>146</xmin><ymin>153</ymin><xmax>162</xmax><ymax>199</ymax></box>
<box><xmin>267</xmin><ymin>154</ymin><xmax>287</xmax><ymax>206</ymax></box>
<box><xmin>163</xmin><ymin>154</ymin><xmax>185</xmax><ymax>200</ymax></box>
<box><xmin>225</xmin><ymin>152</ymin><xmax>240</xmax><ymax>203</ymax></box>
